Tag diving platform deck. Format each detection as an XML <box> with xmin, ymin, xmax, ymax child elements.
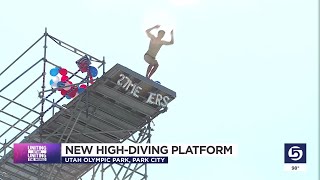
<box><xmin>0</xmin><ymin>64</ymin><xmax>176</xmax><ymax>180</ymax></box>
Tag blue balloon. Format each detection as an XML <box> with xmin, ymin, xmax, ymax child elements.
<box><xmin>89</xmin><ymin>66</ymin><xmax>98</xmax><ymax>77</ymax></box>
<box><xmin>155</xmin><ymin>81</ymin><xmax>161</xmax><ymax>84</ymax></box>
<box><xmin>66</xmin><ymin>95</ymin><xmax>71</xmax><ymax>99</ymax></box>
<box><xmin>50</xmin><ymin>67</ymin><xmax>60</xmax><ymax>76</ymax></box>
<box><xmin>78</xmin><ymin>87</ymin><xmax>85</xmax><ymax>94</ymax></box>
<box><xmin>57</xmin><ymin>81</ymin><xmax>65</xmax><ymax>88</ymax></box>
<box><xmin>49</xmin><ymin>79</ymin><xmax>54</xmax><ymax>85</ymax></box>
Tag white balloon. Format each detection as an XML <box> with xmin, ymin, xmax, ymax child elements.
<box><xmin>53</xmin><ymin>76</ymin><xmax>60</xmax><ymax>83</ymax></box>
<box><xmin>57</xmin><ymin>73</ymin><xmax>62</xmax><ymax>79</ymax></box>
<box><xmin>63</xmin><ymin>82</ymin><xmax>71</xmax><ymax>91</ymax></box>
<box><xmin>51</xmin><ymin>83</ymin><xmax>57</xmax><ymax>88</ymax></box>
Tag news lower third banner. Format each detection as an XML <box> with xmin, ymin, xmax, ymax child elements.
<box><xmin>13</xmin><ymin>143</ymin><xmax>238</xmax><ymax>164</ymax></box>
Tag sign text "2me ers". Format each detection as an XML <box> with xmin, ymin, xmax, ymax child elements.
<box><xmin>116</xmin><ymin>74</ymin><xmax>170</xmax><ymax>108</ymax></box>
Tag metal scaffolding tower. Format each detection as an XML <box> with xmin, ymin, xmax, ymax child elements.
<box><xmin>0</xmin><ymin>28</ymin><xmax>176</xmax><ymax>180</ymax></box>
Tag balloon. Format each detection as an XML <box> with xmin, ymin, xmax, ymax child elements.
<box><xmin>59</xmin><ymin>68</ymin><xmax>68</xmax><ymax>76</ymax></box>
<box><xmin>69</xmin><ymin>87</ymin><xmax>78</xmax><ymax>98</ymax></box>
<box><xmin>49</xmin><ymin>79</ymin><xmax>54</xmax><ymax>85</ymax></box>
<box><xmin>56</xmin><ymin>73</ymin><xmax>62</xmax><ymax>79</ymax></box>
<box><xmin>155</xmin><ymin>81</ymin><xmax>161</xmax><ymax>84</ymax></box>
<box><xmin>63</xmin><ymin>81</ymin><xmax>72</xmax><ymax>91</ymax></box>
<box><xmin>60</xmin><ymin>89</ymin><xmax>67</xmax><ymax>96</ymax></box>
<box><xmin>76</xmin><ymin>56</ymin><xmax>91</xmax><ymax>72</ymax></box>
<box><xmin>57</xmin><ymin>81</ymin><xmax>65</xmax><ymax>88</ymax></box>
<box><xmin>80</xmin><ymin>84</ymin><xmax>87</xmax><ymax>89</ymax></box>
<box><xmin>89</xmin><ymin>66</ymin><xmax>98</xmax><ymax>77</ymax></box>
<box><xmin>51</xmin><ymin>83</ymin><xmax>57</xmax><ymax>88</ymax></box>
<box><xmin>57</xmin><ymin>81</ymin><xmax>65</xmax><ymax>87</ymax></box>
<box><xmin>53</xmin><ymin>76</ymin><xmax>60</xmax><ymax>83</ymax></box>
<box><xmin>50</xmin><ymin>67</ymin><xmax>60</xmax><ymax>76</ymax></box>
<box><xmin>61</xmin><ymin>76</ymin><xmax>69</xmax><ymax>82</ymax></box>
<box><xmin>78</xmin><ymin>87</ymin><xmax>85</xmax><ymax>94</ymax></box>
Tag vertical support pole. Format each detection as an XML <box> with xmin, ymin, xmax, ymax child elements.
<box><xmin>3</xmin><ymin>139</ymin><xmax>6</xmax><ymax>157</ymax></box>
<box><xmin>145</xmin><ymin>163</ymin><xmax>148</xmax><ymax>180</ymax></box>
<box><xmin>145</xmin><ymin>122</ymin><xmax>151</xmax><ymax>180</ymax></box>
<box><xmin>52</xmin><ymin>99</ymin><xmax>55</xmax><ymax>116</ymax></box>
<box><xmin>38</xmin><ymin>27</ymin><xmax>48</xmax><ymax>180</ymax></box>
<box><xmin>147</xmin><ymin>123</ymin><xmax>151</xmax><ymax>143</ymax></box>
<box><xmin>92</xmin><ymin>166</ymin><xmax>95</xmax><ymax>180</ymax></box>
<box><xmin>40</xmin><ymin>27</ymin><xmax>48</xmax><ymax>142</ymax></box>
<box><xmin>101</xmin><ymin>163</ymin><xmax>104</xmax><ymax>179</ymax></box>
<box><xmin>102</xmin><ymin>56</ymin><xmax>105</xmax><ymax>74</ymax></box>
<box><xmin>86</xmin><ymin>69</ymin><xmax>89</xmax><ymax>118</ymax></box>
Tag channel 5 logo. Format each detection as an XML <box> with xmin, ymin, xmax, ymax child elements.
<box><xmin>284</xmin><ymin>143</ymin><xmax>306</xmax><ymax>163</ymax></box>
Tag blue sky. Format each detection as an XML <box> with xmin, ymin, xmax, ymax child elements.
<box><xmin>0</xmin><ymin>0</ymin><xmax>318</xmax><ymax>179</ymax></box>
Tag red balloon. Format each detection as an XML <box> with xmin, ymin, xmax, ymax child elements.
<box><xmin>59</xmin><ymin>68</ymin><xmax>67</xmax><ymax>76</ymax></box>
<box><xmin>61</xmin><ymin>76</ymin><xmax>69</xmax><ymax>82</ymax></box>
<box><xmin>80</xmin><ymin>84</ymin><xmax>87</xmax><ymax>89</ymax></box>
<box><xmin>69</xmin><ymin>87</ymin><xmax>78</xmax><ymax>98</ymax></box>
<box><xmin>60</xmin><ymin>89</ymin><xmax>67</xmax><ymax>96</ymax></box>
